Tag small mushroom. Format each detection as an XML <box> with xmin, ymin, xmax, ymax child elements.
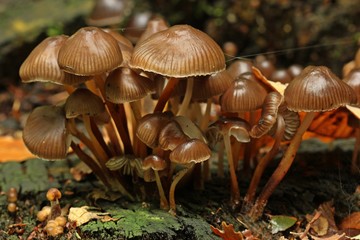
<box><xmin>142</xmin><ymin>155</ymin><xmax>169</xmax><ymax>210</ymax></box>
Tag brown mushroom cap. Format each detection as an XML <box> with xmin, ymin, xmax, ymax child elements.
<box><xmin>142</xmin><ymin>155</ymin><xmax>167</xmax><ymax>171</ymax></box>
<box><xmin>23</xmin><ymin>105</ymin><xmax>70</xmax><ymax>160</ymax></box>
<box><xmin>58</xmin><ymin>27</ymin><xmax>123</xmax><ymax>76</ymax></box>
<box><xmin>271</xmin><ymin>69</ymin><xmax>292</xmax><ymax>84</ymax></box>
<box><xmin>136</xmin><ymin>111</ymin><xmax>174</xmax><ymax>148</ymax></box>
<box><xmin>136</xmin><ymin>16</ymin><xmax>169</xmax><ymax>45</ymax></box>
<box><xmin>158</xmin><ymin>120</ymin><xmax>189</xmax><ymax>151</ymax></box>
<box><xmin>64</xmin><ymin>88</ymin><xmax>105</xmax><ymax>118</ymax></box>
<box><xmin>284</xmin><ymin>65</ymin><xmax>357</xmax><ymax>112</ymax></box>
<box><xmin>169</xmin><ymin>139</ymin><xmax>211</xmax><ymax>164</ymax></box>
<box><xmin>207</xmin><ymin>117</ymin><xmax>251</xmax><ymax>144</ymax></box>
<box><xmin>87</xmin><ymin>0</ymin><xmax>133</xmax><ymax>27</ymax></box>
<box><xmin>220</xmin><ymin>76</ymin><xmax>267</xmax><ymax>112</ymax></box>
<box><xmin>104</xmin><ymin>29</ymin><xmax>133</xmax><ymax>66</ymax></box>
<box><xmin>129</xmin><ymin>24</ymin><xmax>225</xmax><ymax>78</ymax></box>
<box><xmin>343</xmin><ymin>68</ymin><xmax>360</xmax><ymax>105</ymax></box>
<box><xmin>20</xmin><ymin>35</ymin><xmax>91</xmax><ymax>85</ymax></box>
<box><xmin>226</xmin><ymin>60</ymin><xmax>253</xmax><ymax>80</ymax></box>
<box><xmin>105</xmin><ymin>67</ymin><xmax>154</xmax><ymax>103</ymax></box>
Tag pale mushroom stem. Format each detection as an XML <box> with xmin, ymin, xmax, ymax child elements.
<box><xmin>248</xmin><ymin>112</ymin><xmax>316</xmax><ymax>220</ymax></box>
<box><xmin>217</xmin><ymin>141</ymin><xmax>225</xmax><ymax>178</ymax></box>
<box><xmin>82</xmin><ymin>115</ymin><xmax>109</xmax><ymax>164</ymax></box>
<box><xmin>89</xmin><ymin>118</ymin><xmax>113</xmax><ymax>157</ymax></box>
<box><xmin>223</xmin><ymin>133</ymin><xmax>241</xmax><ymax>205</ymax></box>
<box><xmin>351</xmin><ymin>127</ymin><xmax>360</xmax><ymax>174</ymax></box>
<box><xmin>177</xmin><ymin>77</ymin><xmax>194</xmax><ymax>116</ymax></box>
<box><xmin>243</xmin><ymin>115</ymin><xmax>285</xmax><ymax>212</ymax></box>
<box><xmin>154</xmin><ymin>78</ymin><xmax>180</xmax><ymax>113</ymax></box>
<box><xmin>154</xmin><ymin>171</ymin><xmax>169</xmax><ymax>210</ymax></box>
<box><xmin>169</xmin><ymin>163</ymin><xmax>195</xmax><ymax>214</ymax></box>
<box><xmin>201</xmin><ymin>98</ymin><xmax>213</xmax><ymax>181</ymax></box>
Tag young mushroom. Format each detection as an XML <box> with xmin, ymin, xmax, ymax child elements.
<box><xmin>168</xmin><ymin>139</ymin><xmax>211</xmax><ymax>214</ymax></box>
<box><xmin>142</xmin><ymin>155</ymin><xmax>169</xmax><ymax>210</ymax></box>
<box><xmin>248</xmin><ymin>65</ymin><xmax>357</xmax><ymax>220</ymax></box>
<box><xmin>207</xmin><ymin>117</ymin><xmax>251</xmax><ymax>206</ymax></box>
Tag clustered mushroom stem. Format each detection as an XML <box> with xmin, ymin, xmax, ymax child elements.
<box><xmin>243</xmin><ymin>111</ymin><xmax>256</xmax><ymax>172</ymax></box>
<box><xmin>201</xmin><ymin>99</ymin><xmax>213</xmax><ymax>181</ymax></box>
<box><xmin>351</xmin><ymin>127</ymin><xmax>360</xmax><ymax>174</ymax></box>
<box><xmin>89</xmin><ymin>118</ymin><xmax>113</xmax><ymax>157</ymax></box>
<box><xmin>169</xmin><ymin>163</ymin><xmax>195</xmax><ymax>213</ymax></box>
<box><xmin>82</xmin><ymin>115</ymin><xmax>109</xmax><ymax>164</ymax></box>
<box><xmin>243</xmin><ymin>115</ymin><xmax>285</xmax><ymax>209</ymax></box>
<box><xmin>217</xmin><ymin>141</ymin><xmax>225</xmax><ymax>178</ymax></box>
<box><xmin>177</xmin><ymin>77</ymin><xmax>194</xmax><ymax>116</ymax></box>
<box><xmin>154</xmin><ymin>170</ymin><xmax>169</xmax><ymax>210</ymax></box>
<box><xmin>94</xmin><ymin>75</ymin><xmax>134</xmax><ymax>154</ymax></box>
<box><xmin>223</xmin><ymin>133</ymin><xmax>241</xmax><ymax>205</ymax></box>
<box><xmin>249</xmin><ymin>112</ymin><xmax>316</xmax><ymax>220</ymax></box>
<box><xmin>154</xmin><ymin>78</ymin><xmax>180</xmax><ymax>113</ymax></box>
<box><xmin>70</xmin><ymin>142</ymin><xmax>112</xmax><ymax>189</ymax></box>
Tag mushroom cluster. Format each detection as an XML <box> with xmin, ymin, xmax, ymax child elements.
<box><xmin>19</xmin><ymin>19</ymin><xmax>360</xmax><ymax>220</ymax></box>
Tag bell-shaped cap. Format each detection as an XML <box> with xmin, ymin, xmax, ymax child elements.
<box><xmin>87</xmin><ymin>0</ymin><xmax>133</xmax><ymax>26</ymax></box>
<box><xmin>159</xmin><ymin>120</ymin><xmax>189</xmax><ymax>151</ymax></box>
<box><xmin>221</xmin><ymin>76</ymin><xmax>267</xmax><ymax>112</ymax></box>
<box><xmin>20</xmin><ymin>35</ymin><xmax>92</xmax><ymax>85</ymax></box>
<box><xmin>105</xmin><ymin>67</ymin><xmax>154</xmax><ymax>103</ymax></box>
<box><xmin>136</xmin><ymin>111</ymin><xmax>174</xmax><ymax>148</ymax></box>
<box><xmin>227</xmin><ymin>60</ymin><xmax>253</xmax><ymax>80</ymax></box>
<box><xmin>343</xmin><ymin>68</ymin><xmax>360</xmax><ymax>105</ymax></box>
<box><xmin>23</xmin><ymin>105</ymin><xmax>70</xmax><ymax>160</ymax></box>
<box><xmin>169</xmin><ymin>139</ymin><xmax>211</xmax><ymax>164</ymax></box>
<box><xmin>65</xmin><ymin>88</ymin><xmax>105</xmax><ymax>118</ymax></box>
<box><xmin>142</xmin><ymin>155</ymin><xmax>167</xmax><ymax>171</ymax></box>
<box><xmin>58</xmin><ymin>27</ymin><xmax>123</xmax><ymax>76</ymax></box>
<box><xmin>104</xmin><ymin>29</ymin><xmax>133</xmax><ymax>66</ymax></box>
<box><xmin>129</xmin><ymin>24</ymin><xmax>225</xmax><ymax>78</ymax></box>
<box><xmin>284</xmin><ymin>66</ymin><xmax>357</xmax><ymax>112</ymax></box>
<box><xmin>271</xmin><ymin>69</ymin><xmax>292</xmax><ymax>84</ymax></box>
<box><xmin>136</xmin><ymin>16</ymin><xmax>169</xmax><ymax>45</ymax></box>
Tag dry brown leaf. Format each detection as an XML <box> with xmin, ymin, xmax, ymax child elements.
<box><xmin>340</xmin><ymin>212</ymin><xmax>360</xmax><ymax>230</ymax></box>
<box><xmin>308</xmin><ymin>232</ymin><xmax>346</xmax><ymax>240</ymax></box>
<box><xmin>210</xmin><ymin>221</ymin><xmax>244</xmax><ymax>240</ymax></box>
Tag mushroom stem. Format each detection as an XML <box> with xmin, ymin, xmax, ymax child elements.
<box><xmin>217</xmin><ymin>141</ymin><xmax>225</xmax><ymax>178</ymax></box>
<box><xmin>201</xmin><ymin>99</ymin><xmax>213</xmax><ymax>181</ymax></box>
<box><xmin>223</xmin><ymin>132</ymin><xmax>241</xmax><ymax>205</ymax></box>
<box><xmin>248</xmin><ymin>112</ymin><xmax>316</xmax><ymax>220</ymax></box>
<box><xmin>243</xmin><ymin>115</ymin><xmax>285</xmax><ymax>212</ymax></box>
<box><xmin>154</xmin><ymin>78</ymin><xmax>180</xmax><ymax>113</ymax></box>
<box><xmin>94</xmin><ymin>75</ymin><xmax>134</xmax><ymax>154</ymax></box>
<box><xmin>89</xmin><ymin>118</ymin><xmax>113</xmax><ymax>157</ymax></box>
<box><xmin>154</xmin><ymin>170</ymin><xmax>169</xmax><ymax>210</ymax></box>
<box><xmin>169</xmin><ymin>163</ymin><xmax>195</xmax><ymax>214</ymax></box>
<box><xmin>70</xmin><ymin>142</ymin><xmax>111</xmax><ymax>188</ymax></box>
<box><xmin>177</xmin><ymin>77</ymin><xmax>194</xmax><ymax>116</ymax></box>
<box><xmin>82</xmin><ymin>115</ymin><xmax>109</xmax><ymax>164</ymax></box>
<box><xmin>351</xmin><ymin>127</ymin><xmax>360</xmax><ymax>174</ymax></box>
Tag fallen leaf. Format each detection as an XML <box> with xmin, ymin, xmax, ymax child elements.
<box><xmin>269</xmin><ymin>215</ymin><xmax>297</xmax><ymax>234</ymax></box>
<box><xmin>340</xmin><ymin>212</ymin><xmax>360</xmax><ymax>230</ymax></box>
<box><xmin>308</xmin><ymin>232</ymin><xmax>345</xmax><ymax>240</ymax></box>
<box><xmin>0</xmin><ymin>136</ymin><xmax>34</xmax><ymax>162</ymax></box>
<box><xmin>347</xmin><ymin>105</ymin><xmax>360</xmax><ymax>119</ymax></box>
<box><xmin>252</xmin><ymin>66</ymin><xmax>288</xmax><ymax>95</ymax></box>
<box><xmin>68</xmin><ymin>206</ymin><xmax>111</xmax><ymax>226</ymax></box>
<box><xmin>210</xmin><ymin>221</ymin><xmax>244</xmax><ymax>240</ymax></box>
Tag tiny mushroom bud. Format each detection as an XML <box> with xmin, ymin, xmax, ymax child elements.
<box><xmin>46</xmin><ymin>188</ymin><xmax>62</xmax><ymax>202</ymax></box>
<box><xmin>7</xmin><ymin>203</ymin><xmax>17</xmax><ymax>213</ymax></box>
<box><xmin>7</xmin><ymin>187</ymin><xmax>18</xmax><ymax>203</ymax></box>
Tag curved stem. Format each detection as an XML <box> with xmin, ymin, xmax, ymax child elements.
<box><xmin>224</xmin><ymin>133</ymin><xmax>241</xmax><ymax>205</ymax></box>
<box><xmin>169</xmin><ymin>163</ymin><xmax>195</xmax><ymax>214</ymax></box>
<box><xmin>243</xmin><ymin>115</ymin><xmax>285</xmax><ymax>211</ymax></box>
<box><xmin>177</xmin><ymin>77</ymin><xmax>194</xmax><ymax>116</ymax></box>
<box><xmin>351</xmin><ymin>127</ymin><xmax>360</xmax><ymax>174</ymax></box>
<box><xmin>248</xmin><ymin>112</ymin><xmax>316</xmax><ymax>220</ymax></box>
<box><xmin>217</xmin><ymin>141</ymin><xmax>225</xmax><ymax>178</ymax></box>
<box><xmin>154</xmin><ymin>78</ymin><xmax>180</xmax><ymax>113</ymax></box>
<box><xmin>154</xmin><ymin>171</ymin><xmax>169</xmax><ymax>210</ymax></box>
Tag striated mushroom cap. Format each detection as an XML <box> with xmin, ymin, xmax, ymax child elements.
<box><xmin>129</xmin><ymin>24</ymin><xmax>225</xmax><ymax>78</ymax></box>
<box><xmin>284</xmin><ymin>66</ymin><xmax>357</xmax><ymax>112</ymax></box>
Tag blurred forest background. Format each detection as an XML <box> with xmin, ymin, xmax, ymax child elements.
<box><xmin>0</xmin><ymin>0</ymin><xmax>359</xmax><ymax>90</ymax></box>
